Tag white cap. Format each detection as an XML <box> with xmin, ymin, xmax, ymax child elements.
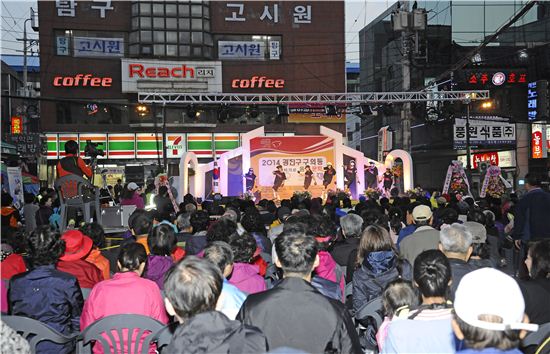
<box><xmin>127</xmin><ymin>182</ymin><xmax>139</xmax><ymax>191</ymax></box>
<box><xmin>454</xmin><ymin>268</ymin><xmax>539</xmax><ymax>332</ymax></box>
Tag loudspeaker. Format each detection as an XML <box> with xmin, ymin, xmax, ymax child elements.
<box><xmin>125</xmin><ymin>166</ymin><xmax>144</xmax><ymax>185</ymax></box>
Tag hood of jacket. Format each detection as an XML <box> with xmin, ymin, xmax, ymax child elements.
<box><xmin>362</xmin><ymin>250</ymin><xmax>396</xmax><ymax>275</ymax></box>
<box><xmin>314</xmin><ymin>250</ymin><xmax>338</xmax><ymax>282</ymax></box>
<box><xmin>168</xmin><ymin>312</ymin><xmax>245</xmax><ymax>354</ymax></box>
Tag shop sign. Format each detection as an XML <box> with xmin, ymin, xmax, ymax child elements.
<box><xmin>3</xmin><ymin>133</ymin><xmax>44</xmax><ymax>157</ymax></box>
<box><xmin>231</xmin><ymin>76</ymin><xmax>284</xmax><ymax>89</ymax></box>
<box><xmin>53</xmin><ymin>74</ymin><xmax>112</xmax><ymax>87</ymax></box>
<box><xmin>269</xmin><ymin>41</ymin><xmax>280</xmax><ymax>60</ymax></box>
<box><xmin>287</xmin><ymin>103</ymin><xmax>346</xmax><ymax>123</ymax></box>
<box><xmin>465</xmin><ymin>70</ymin><xmax>527</xmax><ymax>86</ymax></box>
<box><xmin>56</xmin><ymin>36</ymin><xmax>69</xmax><ymax>56</ymax></box>
<box><xmin>56</xmin><ymin>0</ymin><xmax>114</xmax><ymax>18</ymax></box>
<box><xmin>531</xmin><ymin>124</ymin><xmax>547</xmax><ymax>159</ymax></box>
<box><xmin>453</xmin><ymin>118</ymin><xmax>515</xmax><ymax>149</ymax></box>
<box><xmin>74</xmin><ymin>37</ymin><xmax>124</xmax><ymax>57</ymax></box>
<box><xmin>458</xmin><ymin>150</ymin><xmax>516</xmax><ymax>169</ymax></box>
<box><xmin>121</xmin><ymin>59</ymin><xmax>222</xmax><ymax>93</ymax></box>
<box><xmin>528</xmin><ymin>81</ymin><xmax>538</xmax><ymax>121</ymax></box>
<box><xmin>473</xmin><ymin>152</ymin><xmax>498</xmax><ymax>169</ymax></box>
<box><xmin>224</xmin><ymin>3</ymin><xmax>312</xmax><ymax>24</ymax></box>
<box><xmin>11</xmin><ymin>116</ymin><xmax>22</xmax><ymax>134</ymax></box>
<box><xmin>218</xmin><ymin>41</ymin><xmax>265</xmax><ymax>60</ymax></box>
<box><xmin>166</xmin><ymin>134</ymin><xmax>186</xmax><ymax>158</ymax></box>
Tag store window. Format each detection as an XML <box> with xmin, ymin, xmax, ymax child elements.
<box><xmin>129</xmin><ymin>1</ymin><xmax>213</xmax><ymax>59</ymax></box>
<box><xmin>56</xmin><ymin>102</ymin><xmax>127</xmax><ymax>125</ymax></box>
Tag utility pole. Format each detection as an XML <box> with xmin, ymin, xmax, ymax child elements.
<box><xmin>401</xmin><ymin>29</ymin><xmax>412</xmax><ymax>152</ymax></box>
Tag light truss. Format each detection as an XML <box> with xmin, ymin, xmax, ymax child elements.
<box><xmin>138</xmin><ymin>90</ymin><xmax>490</xmax><ymax>105</ymax></box>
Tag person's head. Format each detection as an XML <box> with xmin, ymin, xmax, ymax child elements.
<box><xmin>248</xmin><ymin>168</ymin><xmax>254</xmax><ymax>174</ymax></box>
<box><xmin>129</xmin><ymin>210</ymin><xmax>153</xmax><ymax>236</ymax></box>
<box><xmin>206</xmin><ymin>218</ymin><xmax>237</xmax><ymax>244</ymax></box>
<box><xmin>27</xmin><ymin>226</ymin><xmax>65</xmax><ymax>268</ymax></box>
<box><xmin>39</xmin><ymin>193</ymin><xmax>54</xmax><ymax>207</ymax></box>
<box><xmin>339</xmin><ymin>213</ymin><xmax>363</xmax><ymax>239</ymax></box>
<box><xmin>275</xmin><ymin>230</ymin><xmax>319</xmax><ymax>279</ymax></box>
<box><xmin>413</xmin><ymin>249</ymin><xmax>452</xmax><ymax>301</ymax></box>
<box><xmin>203</xmin><ymin>241</ymin><xmax>234</xmax><ymax>278</ymax></box>
<box><xmin>117</xmin><ymin>178</ymin><xmax>122</xmax><ymax>184</ymax></box>
<box><xmin>439</xmin><ymin>207</ymin><xmax>459</xmax><ymax>225</ymax></box>
<box><xmin>79</xmin><ymin>222</ymin><xmax>106</xmax><ymax>249</ymax></box>
<box><xmin>148</xmin><ymin>223</ymin><xmax>176</xmax><ymax>256</ymax></box>
<box><xmin>1</xmin><ymin>193</ymin><xmax>13</xmax><ymax>207</ymax></box>
<box><xmin>439</xmin><ymin>223</ymin><xmax>473</xmax><ymax>261</ymax></box>
<box><xmin>158</xmin><ymin>185</ymin><xmax>168</xmax><ymax>196</ymax></box>
<box><xmin>412</xmin><ymin>205</ymin><xmax>433</xmax><ymax>226</ymax></box>
<box><xmin>525</xmin><ymin>239</ymin><xmax>550</xmax><ymax>280</ymax></box>
<box><xmin>228</xmin><ymin>232</ymin><xmax>256</xmax><ymax>264</ymax></box>
<box><xmin>452</xmin><ymin>268</ymin><xmax>538</xmax><ymax>350</ymax></box>
<box><xmin>356</xmin><ymin>224</ymin><xmax>394</xmax><ymax>267</ymax></box>
<box><xmin>240</xmin><ymin>211</ymin><xmax>265</xmax><ymax>234</ymax></box>
<box><xmin>524</xmin><ymin>173</ymin><xmax>542</xmax><ymax>191</ymax></box>
<box><xmin>277</xmin><ymin>206</ymin><xmax>291</xmax><ymax>222</ymax></box>
<box><xmin>175</xmin><ymin>212</ymin><xmax>192</xmax><ymax>232</ymax></box>
<box><xmin>64</xmin><ymin>140</ymin><xmax>79</xmax><ymax>155</ymax></box>
<box><xmin>467</xmin><ymin>209</ymin><xmax>486</xmax><ymax>225</ymax></box>
<box><xmin>382</xmin><ymin>279</ymin><xmax>420</xmax><ymax>318</ymax></box>
<box><xmin>190</xmin><ymin>210</ymin><xmax>209</xmax><ymax>233</ymax></box>
<box><xmin>305</xmin><ymin>165</ymin><xmax>311</xmax><ymax>171</ymax></box>
<box><xmin>163</xmin><ymin>256</ymin><xmax>223</xmax><ymax>323</ymax></box>
<box><xmin>276</xmin><ymin>165</ymin><xmax>283</xmax><ymax>171</ymax></box>
<box><xmin>127</xmin><ymin>182</ymin><xmax>140</xmax><ymax>193</ymax></box>
<box><xmin>117</xmin><ymin>242</ymin><xmax>147</xmax><ymax>275</ymax></box>
<box><xmin>24</xmin><ymin>193</ymin><xmax>36</xmax><ymax>204</ymax></box>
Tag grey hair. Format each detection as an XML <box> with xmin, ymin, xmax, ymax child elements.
<box><xmin>439</xmin><ymin>223</ymin><xmax>473</xmax><ymax>254</ymax></box>
<box><xmin>176</xmin><ymin>212</ymin><xmax>192</xmax><ymax>231</ymax></box>
<box><xmin>340</xmin><ymin>214</ymin><xmax>363</xmax><ymax>238</ymax></box>
<box><xmin>203</xmin><ymin>241</ymin><xmax>234</xmax><ymax>273</ymax></box>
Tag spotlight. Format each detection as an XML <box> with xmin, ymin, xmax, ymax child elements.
<box><xmin>186</xmin><ymin>105</ymin><xmax>199</xmax><ymax>119</ymax></box>
<box><xmin>247</xmin><ymin>105</ymin><xmax>259</xmax><ymax>119</ymax></box>
<box><xmin>360</xmin><ymin>104</ymin><xmax>373</xmax><ymax>116</ymax></box>
<box><xmin>481</xmin><ymin>100</ymin><xmax>493</xmax><ymax>110</ymax></box>
<box><xmin>325</xmin><ymin>105</ymin><xmax>338</xmax><ymax>116</ymax></box>
<box><xmin>135</xmin><ymin>104</ymin><xmax>149</xmax><ymax>116</ymax></box>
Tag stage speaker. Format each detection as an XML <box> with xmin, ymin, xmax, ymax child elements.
<box><xmin>125</xmin><ymin>165</ymin><xmax>145</xmax><ymax>185</ymax></box>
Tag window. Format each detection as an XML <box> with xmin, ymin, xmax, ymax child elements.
<box><xmin>152</xmin><ymin>3</ymin><xmax>164</xmax><ymax>15</ymax></box>
<box><xmin>191</xmin><ymin>18</ymin><xmax>202</xmax><ymax>30</ymax></box>
<box><xmin>166</xmin><ymin>18</ymin><xmax>177</xmax><ymax>29</ymax></box>
<box><xmin>166</xmin><ymin>31</ymin><xmax>178</xmax><ymax>43</ymax></box>
<box><xmin>179</xmin><ymin>4</ymin><xmax>189</xmax><ymax>16</ymax></box>
<box><xmin>140</xmin><ymin>2</ymin><xmax>151</xmax><ymax>15</ymax></box>
<box><xmin>56</xmin><ymin>102</ymin><xmax>125</xmax><ymax>125</ymax></box>
<box><xmin>140</xmin><ymin>30</ymin><xmax>152</xmax><ymax>43</ymax></box>
<box><xmin>191</xmin><ymin>32</ymin><xmax>203</xmax><ymax>44</ymax></box>
<box><xmin>191</xmin><ymin>4</ymin><xmax>202</xmax><ymax>17</ymax></box>
<box><xmin>153</xmin><ymin>31</ymin><xmax>165</xmax><ymax>43</ymax></box>
<box><xmin>153</xmin><ymin>17</ymin><xmax>164</xmax><ymax>29</ymax></box>
<box><xmin>140</xmin><ymin>17</ymin><xmax>151</xmax><ymax>29</ymax></box>
<box><xmin>154</xmin><ymin>44</ymin><xmax>165</xmax><ymax>56</ymax></box>
<box><xmin>165</xmin><ymin>4</ymin><xmax>177</xmax><ymax>15</ymax></box>
<box><xmin>166</xmin><ymin>44</ymin><xmax>178</xmax><ymax>56</ymax></box>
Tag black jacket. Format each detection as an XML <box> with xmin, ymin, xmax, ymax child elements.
<box><xmin>166</xmin><ymin>311</ymin><xmax>267</xmax><ymax>354</ymax></box>
<box><xmin>448</xmin><ymin>258</ymin><xmax>476</xmax><ymax>301</ymax></box>
<box><xmin>237</xmin><ymin>277</ymin><xmax>362</xmax><ymax>354</ymax></box>
<box><xmin>330</xmin><ymin>238</ymin><xmax>360</xmax><ymax>266</ymax></box>
<box><xmin>513</xmin><ymin>188</ymin><xmax>550</xmax><ymax>241</ymax></box>
<box><xmin>519</xmin><ymin>278</ymin><xmax>550</xmax><ymax>325</ymax></box>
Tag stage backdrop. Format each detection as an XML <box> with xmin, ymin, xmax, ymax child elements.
<box><xmin>250</xmin><ymin>136</ymin><xmax>335</xmax><ymax>199</ymax></box>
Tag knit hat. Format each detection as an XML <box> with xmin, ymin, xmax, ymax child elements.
<box><xmin>454</xmin><ymin>268</ymin><xmax>539</xmax><ymax>332</ymax></box>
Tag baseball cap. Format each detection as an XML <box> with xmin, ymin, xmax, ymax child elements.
<box><xmin>454</xmin><ymin>268</ymin><xmax>539</xmax><ymax>332</ymax></box>
<box><xmin>412</xmin><ymin>205</ymin><xmax>432</xmax><ymax>221</ymax></box>
<box><xmin>127</xmin><ymin>182</ymin><xmax>139</xmax><ymax>191</ymax></box>
<box><xmin>463</xmin><ymin>221</ymin><xmax>487</xmax><ymax>244</ymax></box>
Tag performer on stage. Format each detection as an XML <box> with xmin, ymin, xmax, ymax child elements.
<box><xmin>381</xmin><ymin>167</ymin><xmax>394</xmax><ymax>196</ymax></box>
<box><xmin>272</xmin><ymin>165</ymin><xmax>286</xmax><ymax>200</ymax></box>
<box><xmin>365</xmin><ymin>162</ymin><xmax>379</xmax><ymax>189</ymax></box>
<box><xmin>298</xmin><ymin>165</ymin><xmax>317</xmax><ymax>190</ymax></box>
<box><xmin>244</xmin><ymin>168</ymin><xmax>257</xmax><ymax>192</ymax></box>
<box><xmin>322</xmin><ymin>162</ymin><xmax>336</xmax><ymax>198</ymax></box>
<box><xmin>343</xmin><ymin>160</ymin><xmax>359</xmax><ymax>192</ymax></box>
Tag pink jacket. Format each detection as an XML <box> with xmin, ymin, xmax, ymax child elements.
<box><xmin>315</xmin><ymin>251</ymin><xmax>345</xmax><ymax>299</ymax></box>
<box><xmin>228</xmin><ymin>263</ymin><xmax>266</xmax><ymax>294</ymax></box>
<box><xmin>120</xmin><ymin>192</ymin><xmax>145</xmax><ymax>209</ymax></box>
<box><xmin>80</xmin><ymin>272</ymin><xmax>168</xmax><ymax>354</ymax></box>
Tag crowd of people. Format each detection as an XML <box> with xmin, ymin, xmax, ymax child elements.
<box><xmin>1</xmin><ymin>172</ymin><xmax>550</xmax><ymax>353</ymax></box>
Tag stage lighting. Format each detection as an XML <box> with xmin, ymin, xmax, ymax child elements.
<box><xmin>325</xmin><ymin>105</ymin><xmax>338</xmax><ymax>116</ymax></box>
<box><xmin>247</xmin><ymin>105</ymin><xmax>260</xmax><ymax>119</ymax></box>
<box><xmin>277</xmin><ymin>105</ymin><xmax>289</xmax><ymax>117</ymax></box>
<box><xmin>217</xmin><ymin>105</ymin><xmax>230</xmax><ymax>123</ymax></box>
<box><xmin>360</xmin><ymin>104</ymin><xmax>373</xmax><ymax>116</ymax></box>
<box><xmin>186</xmin><ymin>105</ymin><xmax>199</xmax><ymax>119</ymax></box>
<box><xmin>135</xmin><ymin>104</ymin><xmax>150</xmax><ymax>117</ymax></box>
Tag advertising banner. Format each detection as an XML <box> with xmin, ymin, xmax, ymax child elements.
<box><xmin>531</xmin><ymin>123</ymin><xmax>547</xmax><ymax>159</ymax></box>
<box><xmin>7</xmin><ymin>166</ymin><xmax>24</xmax><ymax>209</ymax></box>
<box><xmin>250</xmin><ymin>136</ymin><xmax>334</xmax><ymax>199</ymax></box>
<box><xmin>166</xmin><ymin>134</ymin><xmax>186</xmax><ymax>159</ymax></box>
<box><xmin>107</xmin><ymin>134</ymin><xmax>135</xmax><ymax>159</ymax></box>
<box><xmin>287</xmin><ymin>103</ymin><xmax>346</xmax><ymax>123</ymax></box>
<box><xmin>457</xmin><ymin>150</ymin><xmax>517</xmax><ymax>169</ymax></box>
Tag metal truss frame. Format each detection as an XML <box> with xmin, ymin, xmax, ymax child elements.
<box><xmin>138</xmin><ymin>90</ymin><xmax>490</xmax><ymax>105</ymax></box>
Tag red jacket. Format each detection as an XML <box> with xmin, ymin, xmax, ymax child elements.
<box><xmin>56</xmin><ymin>154</ymin><xmax>92</xmax><ymax>179</ymax></box>
<box><xmin>57</xmin><ymin>259</ymin><xmax>103</xmax><ymax>289</ymax></box>
<box><xmin>1</xmin><ymin>253</ymin><xmax>26</xmax><ymax>280</ymax></box>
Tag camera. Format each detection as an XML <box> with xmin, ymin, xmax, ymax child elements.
<box><xmin>84</xmin><ymin>140</ymin><xmax>105</xmax><ymax>158</ymax></box>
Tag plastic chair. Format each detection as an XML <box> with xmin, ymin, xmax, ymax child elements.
<box><xmin>2</xmin><ymin>315</ymin><xmax>79</xmax><ymax>353</ymax></box>
<box><xmin>151</xmin><ymin>322</ymin><xmax>179</xmax><ymax>353</ymax></box>
<box><xmin>79</xmin><ymin>314</ymin><xmax>164</xmax><ymax>354</ymax></box>
<box><xmin>523</xmin><ymin>322</ymin><xmax>550</xmax><ymax>349</ymax></box>
<box><xmin>54</xmin><ymin>174</ymin><xmax>101</xmax><ymax>233</ymax></box>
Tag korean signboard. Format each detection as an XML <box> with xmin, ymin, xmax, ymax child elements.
<box><xmin>453</xmin><ymin>118</ymin><xmax>516</xmax><ymax>149</ymax></box>
<box><xmin>3</xmin><ymin>133</ymin><xmax>45</xmax><ymax>158</ymax></box>
<box><xmin>528</xmin><ymin>81</ymin><xmax>538</xmax><ymax>121</ymax></box>
<box><xmin>531</xmin><ymin>123</ymin><xmax>548</xmax><ymax>159</ymax></box>
<box><xmin>224</xmin><ymin>3</ymin><xmax>312</xmax><ymax>24</ymax></box>
<box><xmin>121</xmin><ymin>59</ymin><xmax>223</xmax><ymax>93</ymax></box>
<box><xmin>287</xmin><ymin>103</ymin><xmax>346</xmax><ymax>123</ymax></box>
<box><xmin>464</xmin><ymin>70</ymin><xmax>527</xmax><ymax>87</ymax></box>
<box><xmin>218</xmin><ymin>41</ymin><xmax>265</xmax><ymax>60</ymax></box>
<box><xmin>74</xmin><ymin>37</ymin><xmax>124</xmax><ymax>57</ymax></box>
<box><xmin>11</xmin><ymin>116</ymin><xmax>22</xmax><ymax>134</ymax></box>
<box><xmin>458</xmin><ymin>150</ymin><xmax>517</xmax><ymax>169</ymax></box>
<box><xmin>527</xmin><ymin>80</ymin><xmax>549</xmax><ymax>121</ymax></box>
<box><xmin>56</xmin><ymin>0</ymin><xmax>114</xmax><ymax>18</ymax></box>
<box><xmin>56</xmin><ymin>36</ymin><xmax>69</xmax><ymax>56</ymax></box>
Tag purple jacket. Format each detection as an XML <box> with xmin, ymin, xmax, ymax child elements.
<box><xmin>228</xmin><ymin>263</ymin><xmax>266</xmax><ymax>294</ymax></box>
<box><xmin>120</xmin><ymin>192</ymin><xmax>145</xmax><ymax>209</ymax></box>
<box><xmin>144</xmin><ymin>255</ymin><xmax>173</xmax><ymax>290</ymax></box>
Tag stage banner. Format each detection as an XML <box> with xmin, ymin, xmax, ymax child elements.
<box><xmin>250</xmin><ymin>136</ymin><xmax>335</xmax><ymax>199</ymax></box>
<box><xmin>287</xmin><ymin>103</ymin><xmax>346</xmax><ymax>123</ymax></box>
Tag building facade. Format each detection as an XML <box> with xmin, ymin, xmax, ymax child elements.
<box><xmin>37</xmin><ymin>0</ymin><xmax>345</xmax><ymax>180</ymax></box>
<box><xmin>358</xmin><ymin>0</ymin><xmax>550</xmax><ymax>189</ymax></box>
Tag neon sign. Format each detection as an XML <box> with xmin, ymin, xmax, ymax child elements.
<box><xmin>128</xmin><ymin>63</ymin><xmax>195</xmax><ymax>78</ymax></box>
<box><xmin>53</xmin><ymin>74</ymin><xmax>113</xmax><ymax>87</ymax></box>
<box><xmin>231</xmin><ymin>76</ymin><xmax>285</xmax><ymax>89</ymax></box>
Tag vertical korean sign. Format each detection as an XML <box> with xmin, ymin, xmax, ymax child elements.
<box><xmin>11</xmin><ymin>116</ymin><xmax>22</xmax><ymax>134</ymax></box>
<box><xmin>531</xmin><ymin>124</ymin><xmax>547</xmax><ymax>159</ymax></box>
